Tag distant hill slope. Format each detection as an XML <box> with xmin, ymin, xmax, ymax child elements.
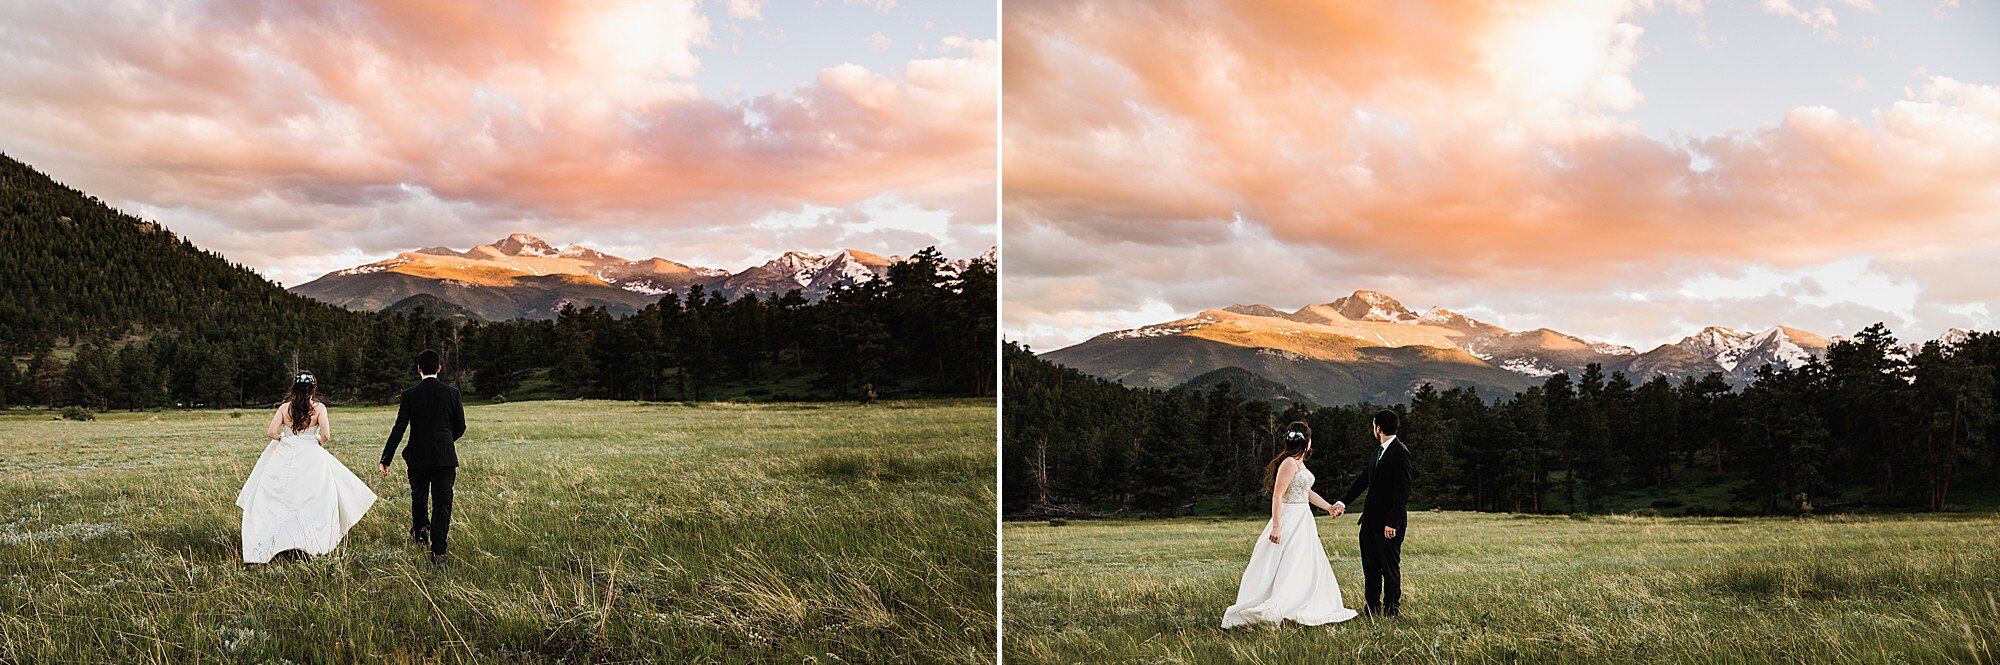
<box><xmin>381</xmin><ymin>293</ymin><xmax>483</xmax><ymax>323</ymax></box>
<box><xmin>294</xmin><ymin>267</ymin><xmax>653</xmax><ymax>321</ymax></box>
<box><xmin>0</xmin><ymin>153</ymin><xmax>362</xmax><ymax>351</ymax></box>
<box><xmin>1173</xmin><ymin>366</ymin><xmax>1317</xmax><ymax>408</ymax></box>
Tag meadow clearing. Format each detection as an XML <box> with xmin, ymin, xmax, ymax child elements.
<box><xmin>1004</xmin><ymin>511</ymin><xmax>2000</xmax><ymax>664</ymax></box>
<box><xmin>0</xmin><ymin>399</ymin><xmax>995</xmax><ymax>663</ymax></box>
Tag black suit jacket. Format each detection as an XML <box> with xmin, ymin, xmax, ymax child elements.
<box><xmin>381</xmin><ymin>377</ymin><xmax>465</xmax><ymax>469</ymax></box>
<box><xmin>1340</xmin><ymin>438</ymin><xmax>1412</xmax><ymax>530</ymax></box>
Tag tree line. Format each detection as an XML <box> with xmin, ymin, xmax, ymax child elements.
<box><xmin>1</xmin><ymin>154</ymin><xmax>994</xmax><ymax>410</ymax></box>
<box><xmin>4</xmin><ymin>254</ymin><xmax>992</xmax><ymax>410</ymax></box>
<box><xmin>1003</xmin><ymin>324</ymin><xmax>2000</xmax><ymax>517</ymax></box>
<box><xmin>461</xmin><ymin>249</ymin><xmax>994</xmax><ymax>402</ymax></box>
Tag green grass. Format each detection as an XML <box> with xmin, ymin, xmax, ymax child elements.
<box><xmin>1004</xmin><ymin>512</ymin><xmax>2000</xmax><ymax>664</ymax></box>
<box><xmin>0</xmin><ymin>399</ymin><xmax>996</xmax><ymax>663</ymax></box>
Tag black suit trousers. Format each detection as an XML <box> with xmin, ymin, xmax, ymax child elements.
<box><xmin>409</xmin><ymin>466</ymin><xmax>455</xmax><ymax>556</ymax></box>
<box><xmin>1358</xmin><ymin>523</ymin><xmax>1403</xmax><ymax>609</ymax></box>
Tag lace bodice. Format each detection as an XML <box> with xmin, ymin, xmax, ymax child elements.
<box><xmin>1280</xmin><ymin>463</ymin><xmax>1315</xmax><ymax>504</ymax></box>
<box><xmin>279</xmin><ymin>426</ymin><xmax>318</xmax><ymax>443</ymax></box>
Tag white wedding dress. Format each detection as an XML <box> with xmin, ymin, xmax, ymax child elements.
<box><xmin>1222</xmin><ymin>463</ymin><xmax>1359</xmax><ymax>627</ymax></box>
<box><xmin>236</xmin><ymin>419</ymin><xmax>377</xmax><ymax>563</ymax></box>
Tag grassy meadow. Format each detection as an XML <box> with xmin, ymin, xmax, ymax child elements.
<box><xmin>0</xmin><ymin>399</ymin><xmax>995</xmax><ymax>663</ymax></box>
<box><xmin>1004</xmin><ymin>512</ymin><xmax>2000</xmax><ymax>664</ymax></box>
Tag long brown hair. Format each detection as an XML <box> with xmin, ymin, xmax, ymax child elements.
<box><xmin>1262</xmin><ymin>421</ymin><xmax>1313</xmax><ymax>494</ymax></box>
<box><xmin>286</xmin><ymin>373</ymin><xmax>317</xmax><ymax>432</ymax></box>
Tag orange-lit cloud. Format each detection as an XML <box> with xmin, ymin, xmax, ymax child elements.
<box><xmin>0</xmin><ymin>0</ymin><xmax>994</xmax><ymax>282</ymax></box>
<box><xmin>1004</xmin><ymin>0</ymin><xmax>2000</xmax><ymax>350</ymax></box>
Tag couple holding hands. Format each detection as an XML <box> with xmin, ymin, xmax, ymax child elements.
<box><xmin>1223</xmin><ymin>410</ymin><xmax>1413</xmax><ymax>627</ymax></box>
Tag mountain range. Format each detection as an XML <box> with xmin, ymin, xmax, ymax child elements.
<box><xmin>290</xmin><ymin>234</ymin><xmax>995</xmax><ymax>320</ymax></box>
<box><xmin>1040</xmin><ymin>290</ymin><xmax>1977</xmax><ymax>406</ymax></box>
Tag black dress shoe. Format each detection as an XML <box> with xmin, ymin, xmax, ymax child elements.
<box><xmin>429</xmin><ymin>553</ymin><xmax>447</xmax><ymax>568</ymax></box>
<box><xmin>1362</xmin><ymin>605</ymin><xmax>1384</xmax><ymax>617</ymax></box>
<box><xmin>1383</xmin><ymin>605</ymin><xmax>1401</xmax><ymax>618</ymax></box>
<box><xmin>412</xmin><ymin>529</ymin><xmax>429</xmax><ymax>545</ymax></box>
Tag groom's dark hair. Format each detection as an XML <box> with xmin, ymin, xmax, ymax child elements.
<box><xmin>416</xmin><ymin>349</ymin><xmax>441</xmax><ymax>375</ymax></box>
<box><xmin>1373</xmin><ymin>409</ymin><xmax>1399</xmax><ymax>436</ymax></box>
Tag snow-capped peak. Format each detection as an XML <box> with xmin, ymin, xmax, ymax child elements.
<box><xmin>1417</xmin><ymin>306</ymin><xmax>1458</xmax><ymax>324</ymax></box>
<box><xmin>1675</xmin><ymin>326</ymin><xmax>1754</xmax><ymax>370</ymax></box>
<box><xmin>1906</xmin><ymin>327</ymin><xmax>1982</xmax><ymax>356</ymax></box>
<box><xmin>1672</xmin><ymin>325</ymin><xmax>1826</xmax><ymax>372</ymax></box>
<box><xmin>1748</xmin><ymin>327</ymin><xmax>1816</xmax><ymax>371</ymax></box>
<box><xmin>1588</xmin><ymin>340</ymin><xmax>1639</xmax><ymax>356</ymax></box>
<box><xmin>824</xmin><ymin>250</ymin><xmax>888</xmax><ymax>285</ymax></box>
<box><xmin>1939</xmin><ymin>327</ymin><xmax>1975</xmax><ymax>347</ymax></box>
<box><xmin>756</xmin><ymin>249</ymin><xmax>895</xmax><ymax>289</ymax></box>
<box><xmin>1328</xmin><ymin>290</ymin><xmax>1418</xmax><ymax>322</ymax></box>
<box><xmin>762</xmin><ymin>251</ymin><xmax>832</xmax><ymax>287</ymax></box>
<box><xmin>764</xmin><ymin>251</ymin><xmax>828</xmax><ymax>279</ymax></box>
<box><xmin>332</xmin><ymin>256</ymin><xmax>410</xmax><ymax>276</ymax></box>
<box><xmin>491</xmin><ymin>233</ymin><xmax>558</xmax><ymax>257</ymax></box>
<box><xmin>559</xmin><ymin>243</ymin><xmax>602</xmax><ymax>258</ymax></box>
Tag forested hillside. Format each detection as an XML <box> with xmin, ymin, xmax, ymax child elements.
<box><xmin>1004</xmin><ymin>325</ymin><xmax>2000</xmax><ymax>516</ymax></box>
<box><xmin>0</xmin><ymin>154</ymin><xmax>993</xmax><ymax>409</ymax></box>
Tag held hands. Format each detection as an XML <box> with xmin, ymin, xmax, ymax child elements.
<box><xmin>1329</xmin><ymin>504</ymin><xmax>1346</xmax><ymax>518</ymax></box>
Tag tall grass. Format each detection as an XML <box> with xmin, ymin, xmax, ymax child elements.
<box><xmin>0</xmin><ymin>399</ymin><xmax>995</xmax><ymax>663</ymax></box>
<box><xmin>1003</xmin><ymin>512</ymin><xmax>2000</xmax><ymax>663</ymax></box>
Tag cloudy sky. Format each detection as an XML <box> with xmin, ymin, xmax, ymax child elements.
<box><xmin>0</xmin><ymin>0</ymin><xmax>995</xmax><ymax>285</ymax></box>
<box><xmin>1004</xmin><ymin>0</ymin><xmax>2000</xmax><ymax>352</ymax></box>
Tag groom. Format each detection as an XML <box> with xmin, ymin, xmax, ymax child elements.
<box><xmin>379</xmin><ymin>349</ymin><xmax>466</xmax><ymax>567</ymax></box>
<box><xmin>1330</xmin><ymin>409</ymin><xmax>1412</xmax><ymax>617</ymax></box>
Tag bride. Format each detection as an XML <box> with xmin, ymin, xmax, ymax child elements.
<box><xmin>1222</xmin><ymin>421</ymin><xmax>1359</xmax><ymax>627</ymax></box>
<box><xmin>237</xmin><ymin>373</ymin><xmax>377</xmax><ymax>563</ymax></box>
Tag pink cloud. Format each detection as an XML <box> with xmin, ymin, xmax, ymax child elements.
<box><xmin>1004</xmin><ymin>0</ymin><xmax>2000</xmax><ymax>349</ymax></box>
<box><xmin>0</xmin><ymin>0</ymin><xmax>994</xmax><ymax>276</ymax></box>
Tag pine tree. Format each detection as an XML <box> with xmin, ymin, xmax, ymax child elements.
<box><xmin>549</xmin><ymin>305</ymin><xmax>601</xmax><ymax>398</ymax></box>
<box><xmin>0</xmin><ymin>355</ymin><xmax>19</xmax><ymax>409</ymax></box>
<box><xmin>30</xmin><ymin>351</ymin><xmax>65</xmax><ymax>408</ymax></box>
<box><xmin>1826</xmin><ymin>323</ymin><xmax>1911</xmax><ymax>497</ymax></box>
<box><xmin>951</xmin><ymin>258</ymin><xmax>997</xmax><ymax>395</ymax></box>
<box><xmin>593</xmin><ymin>316</ymin><xmax>645</xmax><ymax>399</ymax></box>
<box><xmin>1499</xmin><ymin>386</ymin><xmax>1551</xmax><ymax>512</ymax></box>
<box><xmin>65</xmin><ymin>342</ymin><xmax>116</xmax><ymax>411</ymax></box>
<box><xmin>1911</xmin><ymin>341</ymin><xmax>1995</xmax><ymax>509</ymax></box>
<box><xmin>466</xmin><ymin>322</ymin><xmax>524</xmax><ymax>397</ymax></box>
<box><xmin>1407</xmin><ymin>384</ymin><xmax>1463</xmax><ymax>508</ymax></box>
<box><xmin>1135</xmin><ymin>390</ymin><xmax>1204</xmax><ymax>513</ymax></box>
<box><xmin>194</xmin><ymin>346</ymin><xmax>237</xmax><ymax>408</ymax></box>
<box><xmin>117</xmin><ymin>343</ymin><xmax>163</xmax><ymax>410</ymax></box>
<box><xmin>1631</xmin><ymin>376</ymin><xmax>1679</xmax><ymax>486</ymax></box>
